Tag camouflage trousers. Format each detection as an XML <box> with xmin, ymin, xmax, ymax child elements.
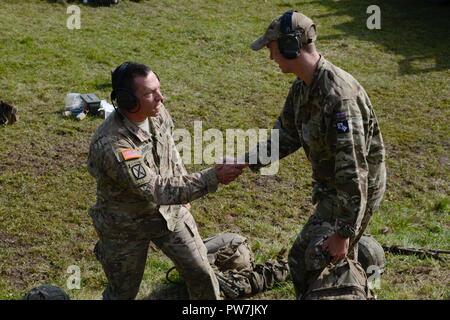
<box><xmin>288</xmin><ymin>192</ymin><xmax>378</xmax><ymax>299</ymax></box>
<box><xmin>91</xmin><ymin>209</ymin><xmax>220</xmax><ymax>300</ymax></box>
<box><xmin>204</xmin><ymin>233</ymin><xmax>290</xmax><ymax>299</ymax></box>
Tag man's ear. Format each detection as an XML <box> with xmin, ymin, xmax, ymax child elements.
<box><xmin>132</xmin><ymin>100</ymin><xmax>141</xmax><ymax>113</ymax></box>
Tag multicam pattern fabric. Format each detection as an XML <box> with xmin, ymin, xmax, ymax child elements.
<box><xmin>87</xmin><ymin>105</ymin><xmax>220</xmax><ymax>299</ymax></box>
<box><xmin>250</xmin><ymin>56</ymin><xmax>386</xmax><ymax>298</ymax></box>
<box><xmin>303</xmin><ymin>258</ymin><xmax>370</xmax><ymax>300</ymax></box>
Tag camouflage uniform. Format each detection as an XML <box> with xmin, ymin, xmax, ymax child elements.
<box><xmin>204</xmin><ymin>233</ymin><xmax>290</xmax><ymax>299</ymax></box>
<box><xmin>250</xmin><ymin>56</ymin><xmax>386</xmax><ymax>298</ymax></box>
<box><xmin>87</xmin><ymin>105</ymin><xmax>221</xmax><ymax>300</ymax></box>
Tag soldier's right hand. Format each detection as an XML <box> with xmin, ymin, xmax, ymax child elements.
<box><xmin>214</xmin><ymin>163</ymin><xmax>247</xmax><ymax>185</ymax></box>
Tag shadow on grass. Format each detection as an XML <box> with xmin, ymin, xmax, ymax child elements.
<box><xmin>142</xmin><ymin>281</ymin><xmax>189</xmax><ymax>300</ymax></box>
<box><xmin>283</xmin><ymin>0</ymin><xmax>450</xmax><ymax>75</ymax></box>
<box><xmin>96</xmin><ymin>82</ymin><xmax>112</xmax><ymax>90</ymax></box>
<box><xmin>46</xmin><ymin>0</ymin><xmax>118</xmax><ymax>7</ymax></box>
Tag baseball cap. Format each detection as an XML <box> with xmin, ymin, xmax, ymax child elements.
<box><xmin>251</xmin><ymin>11</ymin><xmax>317</xmax><ymax>51</ymax></box>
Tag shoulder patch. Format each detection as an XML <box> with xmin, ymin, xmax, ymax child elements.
<box><xmin>336</xmin><ymin>120</ymin><xmax>350</xmax><ymax>133</ymax></box>
<box><xmin>131</xmin><ymin>163</ymin><xmax>147</xmax><ymax>180</ymax></box>
<box><xmin>121</xmin><ymin>149</ymin><xmax>143</xmax><ymax>161</ymax></box>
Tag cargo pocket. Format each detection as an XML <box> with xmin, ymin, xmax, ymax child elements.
<box><xmin>183</xmin><ymin>214</ymin><xmax>207</xmax><ymax>262</ymax></box>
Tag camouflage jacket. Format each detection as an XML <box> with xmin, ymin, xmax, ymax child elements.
<box><xmin>87</xmin><ymin>105</ymin><xmax>218</xmax><ymax>232</ymax></box>
<box><xmin>251</xmin><ymin>56</ymin><xmax>386</xmax><ymax>238</ymax></box>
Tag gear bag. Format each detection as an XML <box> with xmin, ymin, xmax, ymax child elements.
<box><xmin>203</xmin><ymin>232</ymin><xmax>254</xmax><ymax>271</ymax></box>
<box><xmin>303</xmin><ymin>258</ymin><xmax>371</xmax><ymax>300</ymax></box>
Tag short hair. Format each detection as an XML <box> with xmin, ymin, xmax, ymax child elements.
<box><xmin>111</xmin><ymin>61</ymin><xmax>151</xmax><ymax>94</ymax></box>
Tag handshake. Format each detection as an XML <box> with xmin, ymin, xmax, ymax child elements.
<box><xmin>214</xmin><ymin>156</ymin><xmax>249</xmax><ymax>185</ymax></box>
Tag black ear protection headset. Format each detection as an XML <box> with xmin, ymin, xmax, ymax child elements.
<box><xmin>111</xmin><ymin>62</ymin><xmax>138</xmax><ymax>112</ymax></box>
<box><xmin>278</xmin><ymin>10</ymin><xmax>304</xmax><ymax>60</ymax></box>
<box><xmin>110</xmin><ymin>62</ymin><xmax>161</xmax><ymax>113</ymax></box>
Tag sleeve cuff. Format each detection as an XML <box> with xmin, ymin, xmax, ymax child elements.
<box><xmin>201</xmin><ymin>167</ymin><xmax>219</xmax><ymax>193</ymax></box>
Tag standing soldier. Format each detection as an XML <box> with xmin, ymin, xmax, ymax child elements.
<box><xmin>87</xmin><ymin>62</ymin><xmax>244</xmax><ymax>300</ymax></box>
<box><xmin>247</xmin><ymin>10</ymin><xmax>386</xmax><ymax>299</ymax></box>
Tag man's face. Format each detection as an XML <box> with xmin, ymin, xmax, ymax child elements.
<box><xmin>133</xmin><ymin>72</ymin><xmax>164</xmax><ymax>117</ymax></box>
<box><xmin>267</xmin><ymin>40</ymin><xmax>290</xmax><ymax>73</ymax></box>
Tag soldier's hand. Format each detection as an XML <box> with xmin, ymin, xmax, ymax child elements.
<box><xmin>322</xmin><ymin>233</ymin><xmax>349</xmax><ymax>263</ymax></box>
<box><xmin>214</xmin><ymin>163</ymin><xmax>247</xmax><ymax>185</ymax></box>
<box><xmin>183</xmin><ymin>203</ymin><xmax>191</xmax><ymax>210</ymax></box>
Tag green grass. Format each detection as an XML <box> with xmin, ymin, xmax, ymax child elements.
<box><xmin>0</xmin><ymin>0</ymin><xmax>449</xmax><ymax>300</ymax></box>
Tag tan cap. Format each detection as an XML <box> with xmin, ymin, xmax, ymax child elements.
<box><xmin>251</xmin><ymin>11</ymin><xmax>317</xmax><ymax>51</ymax></box>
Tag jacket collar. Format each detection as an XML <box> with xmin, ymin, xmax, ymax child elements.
<box><xmin>309</xmin><ymin>54</ymin><xmax>327</xmax><ymax>93</ymax></box>
<box><xmin>114</xmin><ymin>110</ymin><xmax>152</xmax><ymax>142</ymax></box>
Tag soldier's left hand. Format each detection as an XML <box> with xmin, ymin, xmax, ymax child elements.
<box><xmin>322</xmin><ymin>233</ymin><xmax>349</xmax><ymax>263</ymax></box>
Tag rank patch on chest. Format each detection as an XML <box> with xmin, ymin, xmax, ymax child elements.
<box><xmin>336</xmin><ymin>120</ymin><xmax>350</xmax><ymax>133</ymax></box>
<box><xmin>131</xmin><ymin>164</ymin><xmax>146</xmax><ymax>179</ymax></box>
<box><xmin>121</xmin><ymin>149</ymin><xmax>142</xmax><ymax>161</ymax></box>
